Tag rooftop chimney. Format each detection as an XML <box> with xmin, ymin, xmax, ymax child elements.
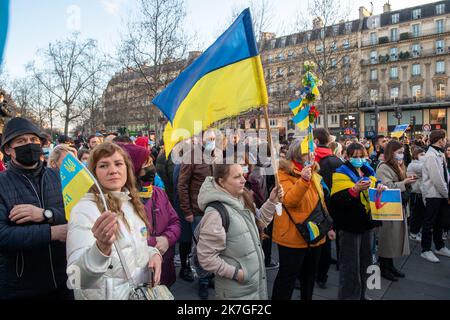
<box><xmin>383</xmin><ymin>2</ymin><xmax>392</xmax><ymax>13</ymax></box>
<box><xmin>312</xmin><ymin>17</ymin><xmax>324</xmax><ymax>29</ymax></box>
<box><xmin>359</xmin><ymin>6</ymin><xmax>372</xmax><ymax>19</ymax></box>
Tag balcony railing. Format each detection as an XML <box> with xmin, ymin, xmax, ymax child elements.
<box><xmin>361</xmin><ymin>48</ymin><xmax>450</xmax><ymax>66</ymax></box>
<box><xmin>360</xmin><ymin>95</ymin><xmax>450</xmax><ymax>108</ymax></box>
<box><xmin>362</xmin><ymin>27</ymin><xmax>450</xmax><ymax>47</ymax></box>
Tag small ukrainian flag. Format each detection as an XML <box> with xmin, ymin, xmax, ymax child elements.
<box><xmin>60</xmin><ymin>153</ymin><xmax>94</xmax><ymax>221</ymax></box>
<box><xmin>369</xmin><ymin>188</ymin><xmax>403</xmax><ymax>221</ymax></box>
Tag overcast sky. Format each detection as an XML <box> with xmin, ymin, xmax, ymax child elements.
<box><xmin>3</xmin><ymin>0</ymin><xmax>435</xmax><ymax>78</ymax></box>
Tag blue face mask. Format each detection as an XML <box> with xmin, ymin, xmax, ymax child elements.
<box><xmin>349</xmin><ymin>157</ymin><xmax>365</xmax><ymax>168</ymax></box>
<box><xmin>205</xmin><ymin>141</ymin><xmax>216</xmax><ymax>151</ymax></box>
<box><xmin>82</xmin><ymin>160</ymin><xmax>88</xmax><ymax>167</ymax></box>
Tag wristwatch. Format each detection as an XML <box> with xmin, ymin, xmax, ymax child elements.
<box><xmin>43</xmin><ymin>209</ymin><xmax>54</xmax><ymax>224</ymax></box>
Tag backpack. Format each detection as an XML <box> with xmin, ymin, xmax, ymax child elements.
<box><xmin>190</xmin><ymin>201</ymin><xmax>230</xmax><ymax>279</ymax></box>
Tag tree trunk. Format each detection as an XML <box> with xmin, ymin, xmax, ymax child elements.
<box><xmin>64</xmin><ymin>103</ymin><xmax>70</xmax><ymax>136</ymax></box>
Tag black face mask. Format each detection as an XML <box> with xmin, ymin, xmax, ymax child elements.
<box><xmin>14</xmin><ymin>143</ymin><xmax>42</xmax><ymax>167</ymax></box>
<box><xmin>140</xmin><ymin>166</ymin><xmax>156</xmax><ymax>184</ymax></box>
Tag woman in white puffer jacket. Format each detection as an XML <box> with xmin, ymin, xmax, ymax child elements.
<box><xmin>66</xmin><ymin>142</ymin><xmax>162</xmax><ymax>300</ymax></box>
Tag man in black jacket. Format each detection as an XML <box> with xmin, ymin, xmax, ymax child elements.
<box><xmin>313</xmin><ymin>128</ymin><xmax>343</xmax><ymax>289</ymax></box>
<box><xmin>0</xmin><ymin>117</ymin><xmax>72</xmax><ymax>299</ymax></box>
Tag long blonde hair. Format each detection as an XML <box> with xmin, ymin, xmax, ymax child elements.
<box><xmin>88</xmin><ymin>142</ymin><xmax>149</xmax><ymax>232</ymax></box>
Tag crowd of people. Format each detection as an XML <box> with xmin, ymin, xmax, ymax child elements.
<box><xmin>0</xmin><ymin>116</ymin><xmax>449</xmax><ymax>300</ymax></box>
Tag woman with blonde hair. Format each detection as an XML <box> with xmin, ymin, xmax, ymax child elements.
<box><xmin>48</xmin><ymin>144</ymin><xmax>77</xmax><ymax>169</ymax></box>
<box><xmin>66</xmin><ymin>142</ymin><xmax>162</xmax><ymax>300</ymax></box>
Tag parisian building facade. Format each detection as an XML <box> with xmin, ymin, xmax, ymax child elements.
<box><xmin>103</xmin><ymin>0</ymin><xmax>450</xmax><ymax>140</ymax></box>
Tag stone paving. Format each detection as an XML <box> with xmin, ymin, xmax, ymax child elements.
<box><xmin>169</xmin><ymin>238</ymin><xmax>450</xmax><ymax>300</ymax></box>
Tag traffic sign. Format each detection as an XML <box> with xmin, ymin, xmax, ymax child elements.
<box><xmin>422</xmin><ymin>124</ymin><xmax>431</xmax><ymax>132</ymax></box>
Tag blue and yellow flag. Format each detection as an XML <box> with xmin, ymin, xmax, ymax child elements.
<box><xmin>0</xmin><ymin>0</ymin><xmax>9</xmax><ymax>63</ymax></box>
<box><xmin>390</xmin><ymin>124</ymin><xmax>409</xmax><ymax>138</ymax></box>
<box><xmin>60</xmin><ymin>153</ymin><xmax>94</xmax><ymax>221</ymax></box>
<box><xmin>153</xmin><ymin>8</ymin><xmax>268</xmax><ymax>156</ymax></box>
<box><xmin>369</xmin><ymin>188</ymin><xmax>403</xmax><ymax>221</ymax></box>
<box><xmin>292</xmin><ymin>105</ymin><xmax>310</xmax><ymax>131</ymax></box>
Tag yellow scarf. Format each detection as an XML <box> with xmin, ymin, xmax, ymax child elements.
<box><xmin>331</xmin><ymin>172</ymin><xmax>377</xmax><ymax>213</ymax></box>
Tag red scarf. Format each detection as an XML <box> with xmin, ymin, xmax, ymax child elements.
<box><xmin>292</xmin><ymin>159</ymin><xmax>304</xmax><ymax>172</ymax></box>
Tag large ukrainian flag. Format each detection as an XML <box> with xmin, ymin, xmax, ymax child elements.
<box><xmin>369</xmin><ymin>188</ymin><xmax>403</xmax><ymax>221</ymax></box>
<box><xmin>0</xmin><ymin>0</ymin><xmax>9</xmax><ymax>63</ymax></box>
<box><xmin>152</xmin><ymin>8</ymin><xmax>268</xmax><ymax>155</ymax></box>
<box><xmin>60</xmin><ymin>153</ymin><xmax>94</xmax><ymax>221</ymax></box>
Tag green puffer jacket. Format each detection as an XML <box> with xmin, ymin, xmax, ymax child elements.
<box><xmin>197</xmin><ymin>177</ymin><xmax>268</xmax><ymax>300</ymax></box>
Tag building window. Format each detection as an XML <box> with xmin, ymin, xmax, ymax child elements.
<box><xmin>390</xmin><ymin>67</ymin><xmax>398</xmax><ymax>79</ymax></box>
<box><xmin>306</xmin><ymin>32</ymin><xmax>311</xmax><ymax>41</ymax></box>
<box><xmin>331</xmin><ymin>58</ymin><xmax>337</xmax><ymax>68</ymax></box>
<box><xmin>343</xmin><ymin>55</ymin><xmax>350</xmax><ymax>66</ymax></box>
<box><xmin>412</xmin><ymin>43</ymin><xmax>421</xmax><ymax>57</ymax></box>
<box><xmin>320</xmin><ymin>29</ymin><xmax>325</xmax><ymax>39</ymax></box>
<box><xmin>345</xmin><ymin>75</ymin><xmax>351</xmax><ymax>84</ymax></box>
<box><xmin>268</xmin><ymin>55</ymin><xmax>273</xmax><ymax>63</ymax></box>
<box><xmin>412</xmin><ymin>85</ymin><xmax>422</xmax><ymax>100</ymax></box>
<box><xmin>391</xmin><ymin>13</ymin><xmax>399</xmax><ymax>24</ymax></box>
<box><xmin>370</xmin><ymin>50</ymin><xmax>377</xmax><ymax>63</ymax></box>
<box><xmin>278</xmin><ymin>53</ymin><xmax>284</xmax><ymax>61</ymax></box>
<box><xmin>370</xmin><ymin>69</ymin><xmax>378</xmax><ymax>81</ymax></box>
<box><xmin>412</xmin><ymin>8</ymin><xmax>421</xmax><ymax>19</ymax></box>
<box><xmin>330</xmin><ymin>78</ymin><xmax>337</xmax><ymax>86</ymax></box>
<box><xmin>269</xmin><ymin>119</ymin><xmax>278</xmax><ymax>127</ymax></box>
<box><xmin>391</xmin><ymin>28</ymin><xmax>398</xmax><ymax>42</ymax></box>
<box><xmin>343</xmin><ymin>39</ymin><xmax>350</xmax><ymax>49</ymax></box>
<box><xmin>430</xmin><ymin>109</ymin><xmax>446</xmax><ymax>125</ymax></box>
<box><xmin>370</xmin><ymin>32</ymin><xmax>377</xmax><ymax>45</ymax></box>
<box><xmin>345</xmin><ymin>22</ymin><xmax>352</xmax><ymax>33</ymax></box>
<box><xmin>436</xmin><ymin>39</ymin><xmax>445</xmax><ymax>53</ymax></box>
<box><xmin>288</xmin><ymin>51</ymin><xmax>294</xmax><ymax>59</ymax></box>
<box><xmin>316</xmin><ymin>44</ymin><xmax>324</xmax><ymax>53</ymax></box>
<box><xmin>270</xmin><ymin>39</ymin><xmax>276</xmax><ymax>49</ymax></box>
<box><xmin>390</xmin><ymin>47</ymin><xmax>398</xmax><ymax>61</ymax></box>
<box><xmin>436</xmin><ymin>60</ymin><xmax>445</xmax><ymax>74</ymax></box>
<box><xmin>266</xmin><ymin>69</ymin><xmax>271</xmax><ymax>79</ymax></box>
<box><xmin>333</xmin><ymin>25</ymin><xmax>339</xmax><ymax>35</ymax></box>
<box><xmin>331</xmin><ymin>115</ymin><xmax>338</xmax><ymax>124</ymax></box>
<box><xmin>437</xmin><ymin>83</ymin><xmax>446</xmax><ymax>99</ymax></box>
<box><xmin>370</xmin><ymin>89</ymin><xmax>378</xmax><ymax>101</ymax></box>
<box><xmin>436</xmin><ymin>19</ymin><xmax>445</xmax><ymax>33</ymax></box>
<box><xmin>331</xmin><ymin>41</ymin><xmax>337</xmax><ymax>51</ymax></box>
<box><xmin>277</xmin><ymin>67</ymin><xmax>284</xmax><ymax>76</ymax></box>
<box><xmin>268</xmin><ymin>85</ymin><xmax>274</xmax><ymax>95</ymax></box>
<box><xmin>280</xmin><ymin>37</ymin><xmax>287</xmax><ymax>48</ymax></box>
<box><xmin>412</xmin><ymin>24</ymin><xmax>421</xmax><ymax>37</ymax></box>
<box><xmin>436</xmin><ymin>3</ymin><xmax>445</xmax><ymax>15</ymax></box>
<box><xmin>390</xmin><ymin>87</ymin><xmax>399</xmax><ymax>100</ymax></box>
<box><xmin>412</xmin><ymin>64</ymin><xmax>421</xmax><ymax>76</ymax></box>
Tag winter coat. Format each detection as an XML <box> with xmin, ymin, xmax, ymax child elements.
<box><xmin>172</xmin><ymin>164</ymin><xmax>192</xmax><ymax>243</ymax></box>
<box><xmin>376</xmin><ymin>163</ymin><xmax>410</xmax><ymax>258</ymax></box>
<box><xmin>178</xmin><ymin>148</ymin><xmax>214</xmax><ymax>217</ymax></box>
<box><xmin>0</xmin><ymin>163</ymin><xmax>69</xmax><ymax>299</ymax></box>
<box><xmin>66</xmin><ymin>192</ymin><xmax>160</xmax><ymax>300</ymax></box>
<box><xmin>155</xmin><ymin>152</ymin><xmax>175</xmax><ymax>204</ymax></box>
<box><xmin>317</xmin><ymin>153</ymin><xmax>344</xmax><ymax>191</ymax></box>
<box><xmin>144</xmin><ymin>187</ymin><xmax>181</xmax><ymax>287</ymax></box>
<box><xmin>406</xmin><ymin>160</ymin><xmax>424</xmax><ymax>195</ymax></box>
<box><xmin>330</xmin><ymin>162</ymin><xmax>381</xmax><ymax>233</ymax></box>
<box><xmin>422</xmin><ymin>146</ymin><xmax>449</xmax><ymax>200</ymax></box>
<box><xmin>196</xmin><ymin>177</ymin><xmax>276</xmax><ymax>300</ymax></box>
<box><xmin>246</xmin><ymin>166</ymin><xmax>268</xmax><ymax>209</ymax></box>
<box><xmin>273</xmin><ymin>159</ymin><xmax>328</xmax><ymax>249</ymax></box>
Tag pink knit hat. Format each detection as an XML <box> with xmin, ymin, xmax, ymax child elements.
<box><xmin>116</xmin><ymin>142</ymin><xmax>150</xmax><ymax>177</ymax></box>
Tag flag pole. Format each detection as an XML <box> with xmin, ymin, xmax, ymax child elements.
<box><xmin>262</xmin><ymin>104</ymin><xmax>280</xmax><ymax>187</ymax></box>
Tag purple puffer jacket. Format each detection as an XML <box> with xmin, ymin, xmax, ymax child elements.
<box><xmin>144</xmin><ymin>187</ymin><xmax>181</xmax><ymax>287</ymax></box>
